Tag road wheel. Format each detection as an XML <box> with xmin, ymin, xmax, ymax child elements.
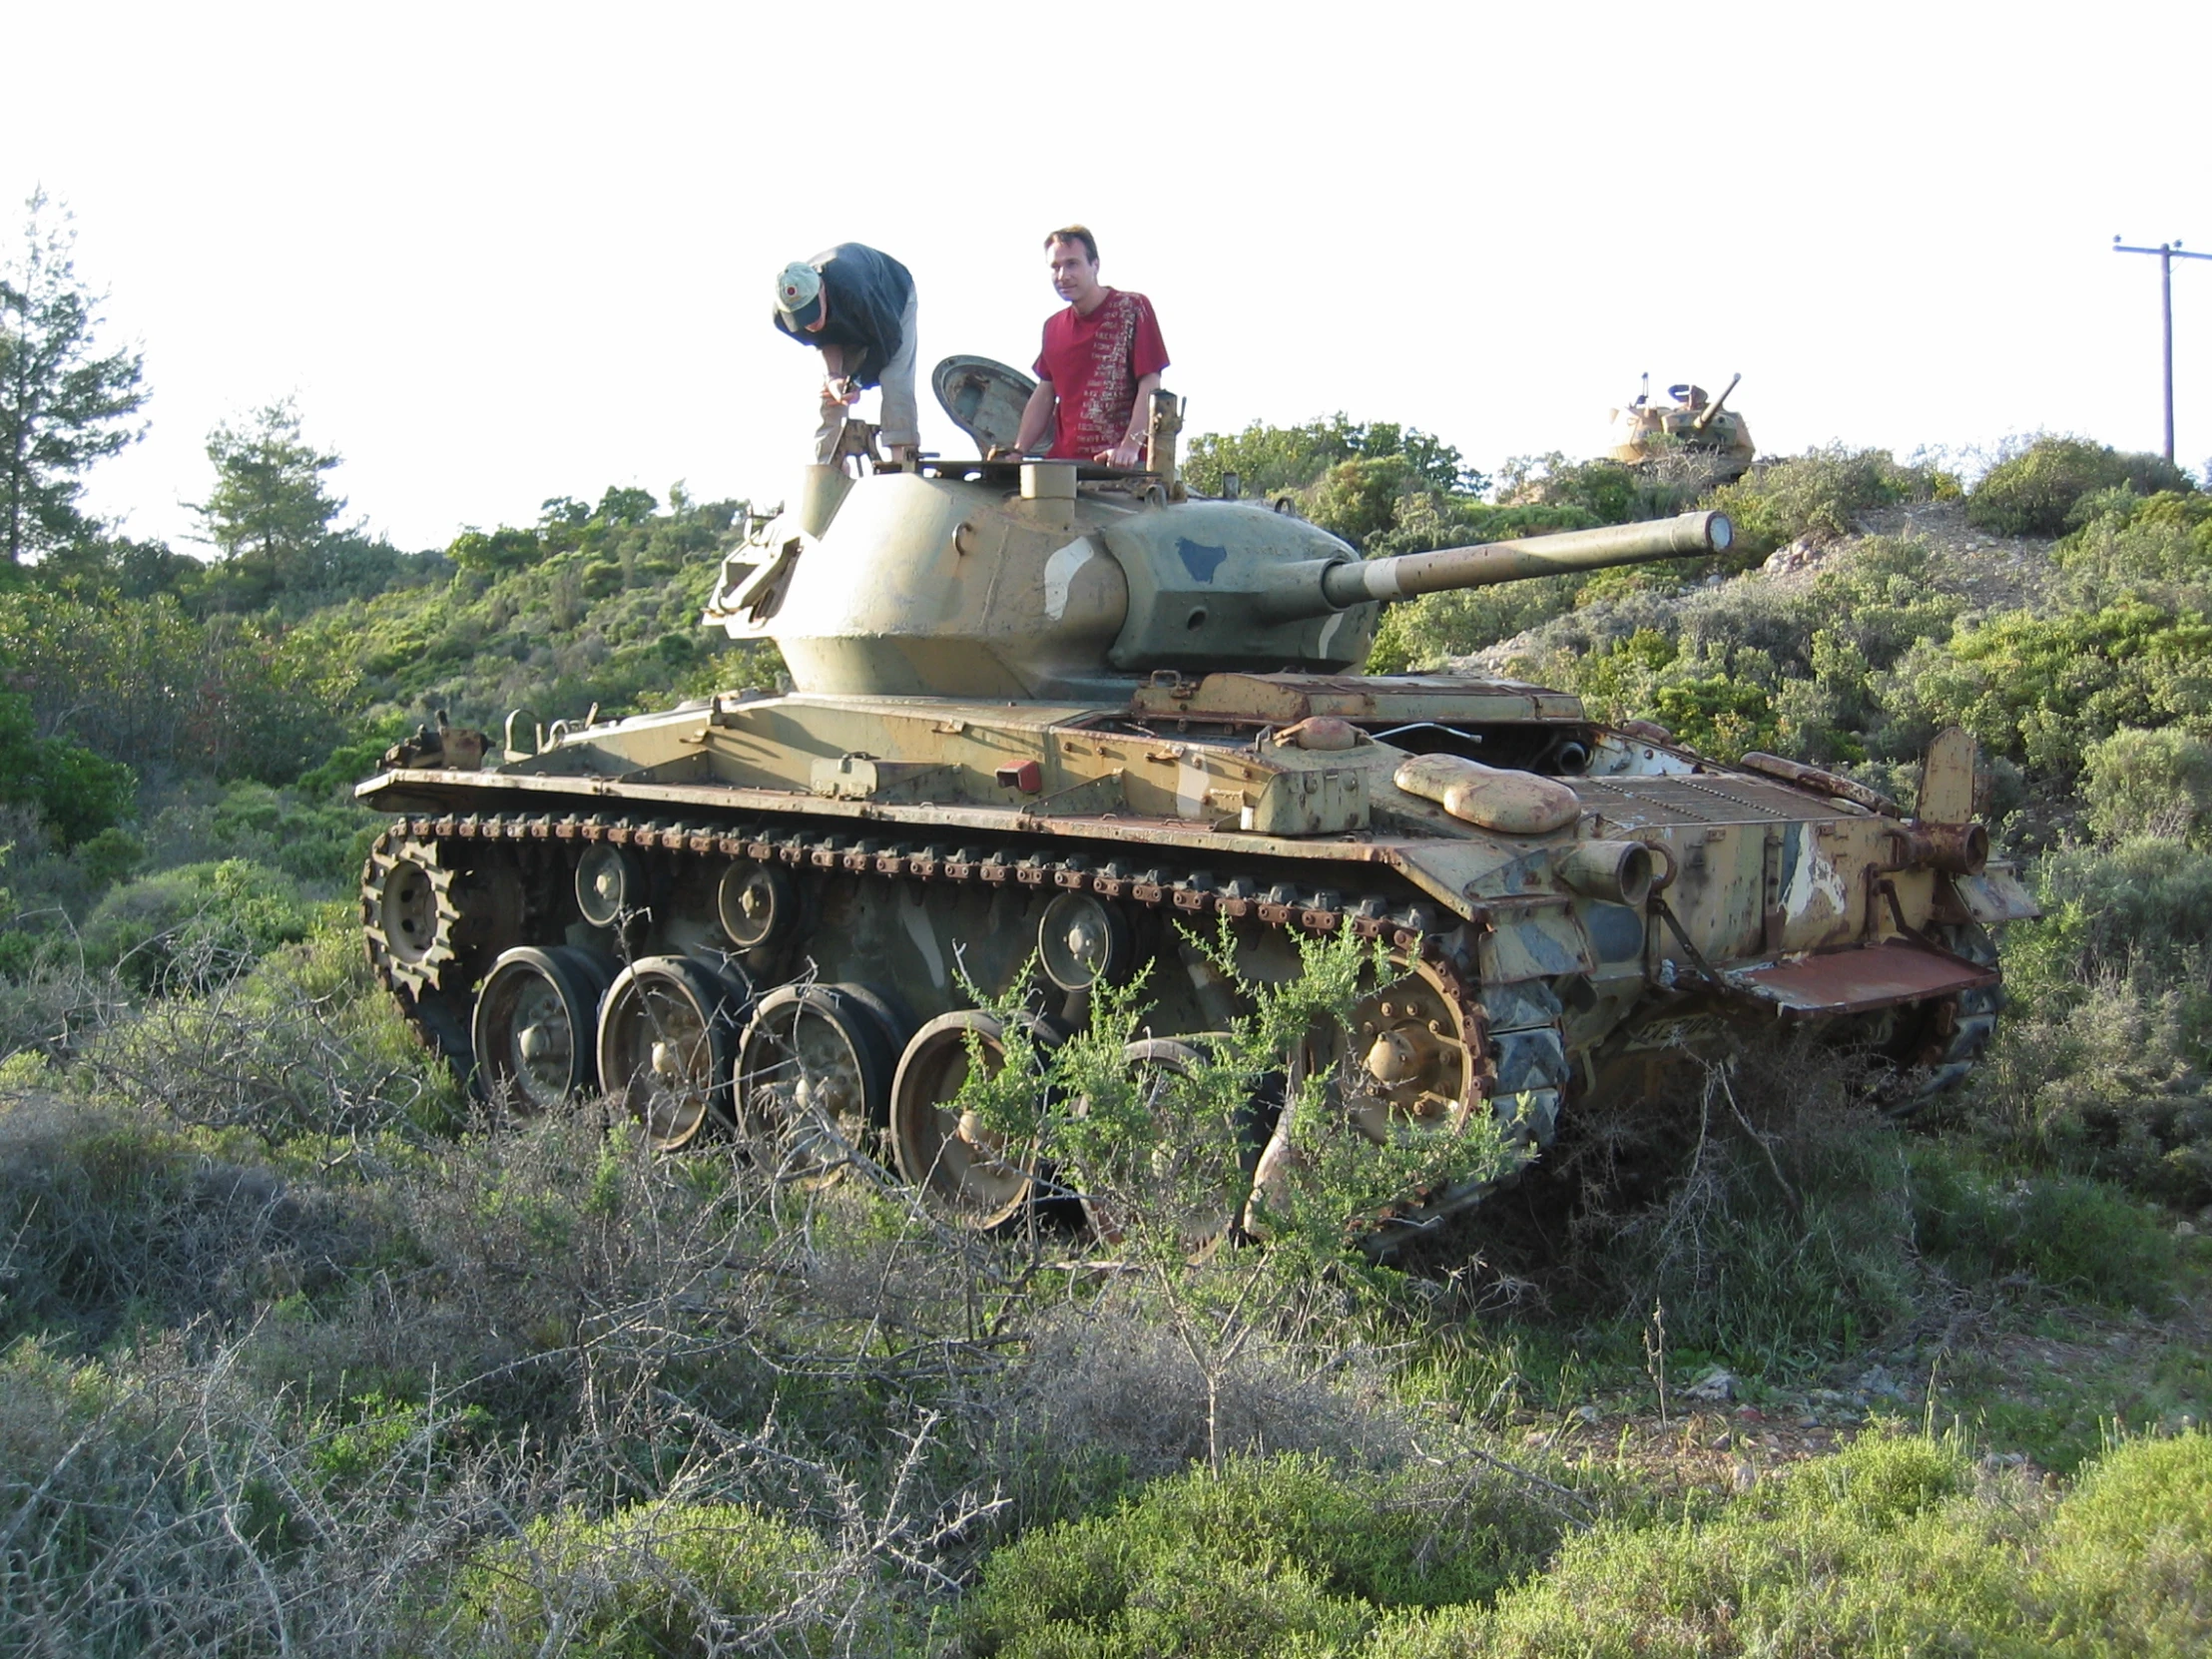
<box><xmin>597</xmin><ymin>955</ymin><xmax>750</xmax><ymax>1150</ymax></box>
<box><xmin>735</xmin><ymin>983</ymin><xmax>899</xmax><ymax>1183</ymax></box>
<box><xmin>889</xmin><ymin>1010</ymin><xmax>1059</xmax><ymax>1230</ymax></box>
<box><xmin>472</xmin><ymin>946</ymin><xmax>614</xmax><ymax>1113</ymax></box>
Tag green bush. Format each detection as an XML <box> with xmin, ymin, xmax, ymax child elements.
<box><xmin>1549</xmin><ymin>1045</ymin><xmax>1922</xmax><ymax>1370</ymax></box>
<box><xmin>965</xmin><ymin>1454</ymin><xmax>1562</xmax><ymax>1659</ymax></box>
<box><xmin>79</xmin><ymin>857</ymin><xmax>317</xmax><ymax>990</ymax></box>
<box><xmin>2056</xmin><ymin>488</ymin><xmax>2212</xmax><ymax>608</ymax></box>
<box><xmin>2037</xmin><ymin>1431</ymin><xmax>2212</xmax><ymax>1653</ymax></box>
<box><xmin>1706</xmin><ymin>446</ymin><xmax>1936</xmax><ymax>556</ymax></box>
<box><xmin>1372</xmin><ymin>1432</ymin><xmax>2029</xmax><ymax>1658</ymax></box>
<box><xmin>1911</xmin><ymin>1153</ymin><xmax>2177</xmax><ymax>1309</ymax></box>
<box><xmin>2082</xmin><ymin>727</ymin><xmax>2212</xmax><ymax>845</ymax></box>
<box><xmin>446</xmin><ymin>1500</ymin><xmax>848</xmax><ymax>1657</ymax></box>
<box><xmin>1882</xmin><ymin>599</ymin><xmax>2212</xmax><ymax>783</ymax></box>
<box><xmin>0</xmin><ymin>1099</ymin><xmax>347</xmax><ymax>1345</ymax></box>
<box><xmin>2025</xmin><ymin>838</ymin><xmax>2212</xmax><ymax>983</ymax></box>
<box><xmin>0</xmin><ymin>691</ymin><xmax>136</xmax><ymax>847</ymax></box>
<box><xmin>1968</xmin><ymin>436</ymin><xmax>2194</xmax><ymax>538</ymax></box>
<box><xmin>206</xmin><ymin>780</ymin><xmax>377</xmax><ymax>884</ymax></box>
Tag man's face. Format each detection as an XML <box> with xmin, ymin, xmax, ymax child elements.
<box><xmin>1048</xmin><ymin>240</ymin><xmax>1100</xmax><ymax>306</ymax></box>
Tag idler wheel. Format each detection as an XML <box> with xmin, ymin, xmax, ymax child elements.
<box><xmin>596</xmin><ymin>955</ymin><xmax>751</xmax><ymax>1150</ymax></box>
<box><xmin>735</xmin><ymin>983</ymin><xmax>900</xmax><ymax>1183</ymax></box>
<box><xmin>471</xmin><ymin>946</ymin><xmax>615</xmax><ymax>1113</ymax></box>
<box><xmin>889</xmin><ymin>1010</ymin><xmax>1061</xmax><ymax>1230</ymax></box>
<box><xmin>361</xmin><ymin>835</ymin><xmax>464</xmax><ymax>993</ymax></box>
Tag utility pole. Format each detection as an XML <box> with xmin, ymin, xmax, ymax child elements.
<box><xmin>2113</xmin><ymin>237</ymin><xmax>2212</xmax><ymax>464</ymax></box>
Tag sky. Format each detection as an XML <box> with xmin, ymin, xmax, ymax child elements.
<box><xmin>7</xmin><ymin>1</ymin><xmax>2211</xmax><ymax>554</ymax></box>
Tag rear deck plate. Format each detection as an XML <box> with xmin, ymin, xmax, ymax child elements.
<box><xmin>1729</xmin><ymin>939</ymin><xmax>1998</xmax><ymax>1016</ymax></box>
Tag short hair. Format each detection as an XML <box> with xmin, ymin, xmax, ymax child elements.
<box><xmin>1044</xmin><ymin>225</ymin><xmax>1099</xmax><ymax>264</ymax></box>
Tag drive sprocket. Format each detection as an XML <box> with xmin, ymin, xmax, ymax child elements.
<box><xmin>361</xmin><ymin>832</ymin><xmax>467</xmax><ymax>994</ymax></box>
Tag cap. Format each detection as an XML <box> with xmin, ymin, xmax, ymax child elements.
<box><xmin>776</xmin><ymin>261</ymin><xmax>825</xmax><ymax>329</ymax></box>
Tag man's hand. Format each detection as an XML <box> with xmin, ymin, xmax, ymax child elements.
<box><xmin>987</xmin><ymin>444</ymin><xmax>1027</xmax><ymax>461</ymax></box>
<box><xmin>1097</xmin><ymin>437</ymin><xmax>1145</xmax><ymax>469</ymax></box>
<box><xmin>824</xmin><ymin>375</ymin><xmax>859</xmax><ymax>405</ymax></box>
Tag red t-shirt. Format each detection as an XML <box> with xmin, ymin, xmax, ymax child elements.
<box><xmin>1033</xmin><ymin>289</ymin><xmax>1170</xmax><ymax>460</ymax></box>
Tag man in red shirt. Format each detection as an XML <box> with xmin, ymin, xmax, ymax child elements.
<box><xmin>1006</xmin><ymin>226</ymin><xmax>1169</xmax><ymax>468</ymax></box>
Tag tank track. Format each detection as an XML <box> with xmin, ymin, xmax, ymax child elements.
<box><xmin>360</xmin><ymin>805</ymin><xmax>1997</xmax><ymax>1233</ymax></box>
<box><xmin>364</xmin><ymin>808</ymin><xmax>1447</xmax><ymax>952</ymax></box>
<box><xmin>360</xmin><ymin>806</ymin><xmax>1532</xmax><ymax>1238</ymax></box>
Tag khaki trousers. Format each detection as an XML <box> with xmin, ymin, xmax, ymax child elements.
<box><xmin>814</xmin><ymin>289</ymin><xmax>920</xmax><ymax>461</ymax></box>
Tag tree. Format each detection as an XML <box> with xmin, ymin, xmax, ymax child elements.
<box><xmin>191</xmin><ymin>397</ymin><xmax>346</xmax><ymax>595</ymax></box>
<box><xmin>0</xmin><ymin>190</ymin><xmax>149</xmax><ymax>563</ymax></box>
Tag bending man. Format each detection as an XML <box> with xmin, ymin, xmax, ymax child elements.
<box><xmin>1008</xmin><ymin>226</ymin><xmax>1169</xmax><ymax>467</ymax></box>
<box><xmin>773</xmin><ymin>243</ymin><xmax>919</xmax><ymax>465</ymax></box>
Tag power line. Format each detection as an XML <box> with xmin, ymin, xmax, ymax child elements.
<box><xmin>2113</xmin><ymin>237</ymin><xmax>2212</xmax><ymax>465</ymax></box>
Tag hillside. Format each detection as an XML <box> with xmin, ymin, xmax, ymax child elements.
<box><xmin>2</xmin><ymin>431</ymin><xmax>2210</xmax><ymax>1654</ymax></box>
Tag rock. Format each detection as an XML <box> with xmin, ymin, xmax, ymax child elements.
<box><xmin>1683</xmin><ymin>1367</ymin><xmax>1739</xmax><ymax>1402</ymax></box>
<box><xmin>1575</xmin><ymin>1403</ymin><xmax>1602</xmax><ymax>1425</ymax></box>
<box><xmin>1857</xmin><ymin>1365</ymin><xmax>1906</xmax><ymax>1401</ymax></box>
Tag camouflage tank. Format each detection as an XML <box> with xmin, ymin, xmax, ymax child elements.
<box><xmin>1607</xmin><ymin>372</ymin><xmax>1757</xmax><ymax>481</ymax></box>
<box><xmin>357</xmin><ymin>360</ymin><xmax>2031</xmax><ymax>1243</ymax></box>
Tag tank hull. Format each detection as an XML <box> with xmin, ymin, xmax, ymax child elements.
<box><xmin>359</xmin><ymin>672</ymin><xmax>2033</xmax><ymax>1242</ymax></box>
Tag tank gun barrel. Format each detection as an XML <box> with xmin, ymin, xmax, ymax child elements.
<box><xmin>1309</xmin><ymin>510</ymin><xmax>1733</xmax><ymax>614</ymax></box>
<box><xmin>1691</xmin><ymin>372</ymin><xmax>1742</xmax><ymax>432</ymax></box>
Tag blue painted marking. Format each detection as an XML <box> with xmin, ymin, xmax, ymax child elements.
<box><xmin>1176</xmin><ymin>539</ymin><xmax>1229</xmax><ymax>581</ymax></box>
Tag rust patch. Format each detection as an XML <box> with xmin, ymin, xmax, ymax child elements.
<box><xmin>1730</xmin><ymin>940</ymin><xmax>2000</xmax><ymax>1016</ymax></box>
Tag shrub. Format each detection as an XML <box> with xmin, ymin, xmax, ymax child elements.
<box><xmin>78</xmin><ymin>857</ymin><xmax>317</xmax><ymax>991</ymax></box>
<box><xmin>1706</xmin><ymin>446</ymin><xmax>1936</xmax><ymax>556</ymax></box>
<box><xmin>445</xmin><ymin>1501</ymin><xmax>849</xmax><ymax>1657</ymax></box>
<box><xmin>1955</xmin><ymin>969</ymin><xmax>2212</xmax><ymax>1211</ymax></box>
<box><xmin>1911</xmin><ymin>1152</ymin><xmax>2178</xmax><ymax>1309</ymax></box>
<box><xmin>1968</xmin><ymin>436</ymin><xmax>2194</xmax><ymax>538</ymax></box>
<box><xmin>0</xmin><ymin>690</ymin><xmax>136</xmax><ymax>847</ymax></box>
<box><xmin>2038</xmin><ymin>1431</ymin><xmax>2212</xmax><ymax>1653</ymax></box>
<box><xmin>0</xmin><ymin>1095</ymin><xmax>353</xmax><ymax>1345</ymax></box>
<box><xmin>2082</xmin><ymin>727</ymin><xmax>2212</xmax><ymax>845</ymax></box>
<box><xmin>965</xmin><ymin>1454</ymin><xmax>1566</xmax><ymax>1659</ymax></box>
<box><xmin>1548</xmin><ymin>1044</ymin><xmax>1922</xmax><ymax>1369</ymax></box>
<box><xmin>1881</xmin><ymin>599</ymin><xmax>2212</xmax><ymax>784</ymax></box>
<box><xmin>2026</xmin><ymin>838</ymin><xmax>2212</xmax><ymax>983</ymax></box>
<box><xmin>1371</xmin><ymin>1431</ymin><xmax>2035</xmax><ymax>1659</ymax></box>
<box><xmin>993</xmin><ymin>1287</ymin><xmax>1421</xmax><ymax>1487</ymax></box>
<box><xmin>76</xmin><ymin>912</ymin><xmax>463</xmax><ymax>1139</ymax></box>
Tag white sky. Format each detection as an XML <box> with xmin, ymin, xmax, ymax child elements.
<box><xmin>8</xmin><ymin>1</ymin><xmax>2211</xmax><ymax>553</ymax></box>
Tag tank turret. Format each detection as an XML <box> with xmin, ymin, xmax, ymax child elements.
<box><xmin>704</xmin><ymin>459</ymin><xmax>1731</xmax><ymax>700</ymax></box>
<box><xmin>1607</xmin><ymin>371</ymin><xmax>1756</xmax><ymax>480</ymax></box>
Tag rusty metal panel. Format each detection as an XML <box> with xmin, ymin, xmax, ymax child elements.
<box><xmin>1950</xmin><ymin>865</ymin><xmax>2041</xmax><ymax>924</ymax></box>
<box><xmin>1728</xmin><ymin>940</ymin><xmax>1999</xmax><ymax>1016</ymax></box>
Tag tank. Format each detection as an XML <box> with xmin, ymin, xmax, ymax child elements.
<box><xmin>1607</xmin><ymin>372</ymin><xmax>1757</xmax><ymax>481</ymax></box>
<box><xmin>357</xmin><ymin>365</ymin><xmax>2033</xmax><ymax>1245</ymax></box>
